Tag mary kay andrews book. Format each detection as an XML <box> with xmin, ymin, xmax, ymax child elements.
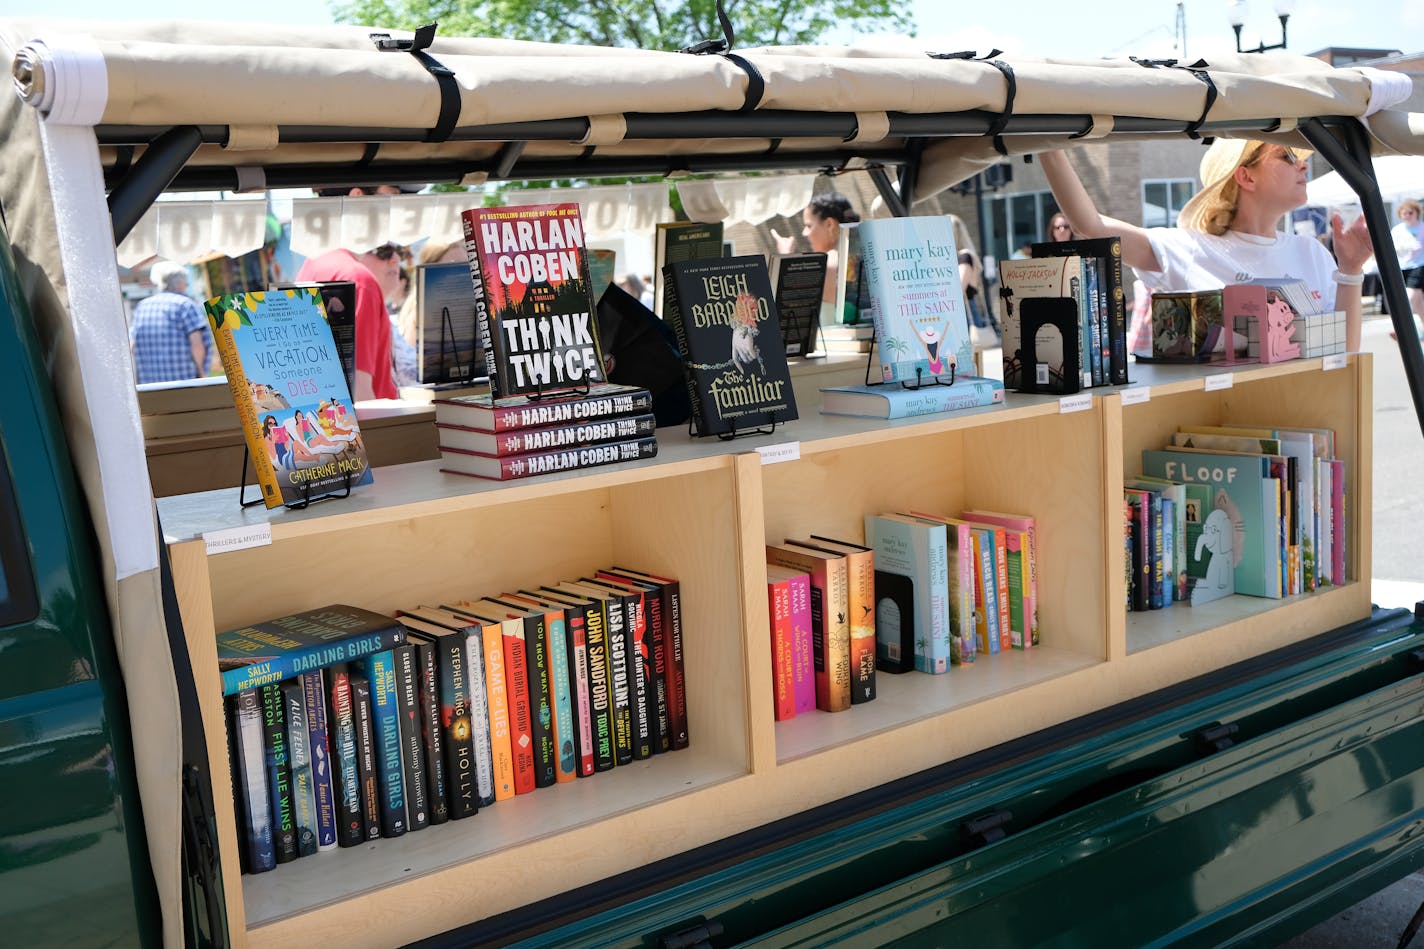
<box><xmin>462</xmin><ymin>202</ymin><xmax>606</xmax><ymax>398</ymax></box>
<box><xmin>663</xmin><ymin>256</ymin><xmax>799</xmax><ymax>436</ymax></box>
<box><xmin>820</xmin><ymin>375</ymin><xmax>1005</xmax><ymax>420</ymax></box>
<box><xmin>204</xmin><ymin>288</ymin><xmax>373</xmax><ymax>509</ymax></box>
<box><xmin>216</xmin><ymin>605</ymin><xmax>408</xmax><ymax>696</ymax></box>
<box><xmin>858</xmin><ymin>216</ymin><xmax>973</xmax><ymax>386</ymax></box>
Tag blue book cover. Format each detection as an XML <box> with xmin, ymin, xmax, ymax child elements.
<box><xmin>217</xmin><ymin>604</ymin><xmax>407</xmax><ymax>696</ymax></box>
<box><xmin>362</xmin><ymin>650</ymin><xmax>407</xmax><ymax>838</ymax></box>
<box><xmin>299</xmin><ymin>671</ymin><xmax>338</xmax><ymax>851</ymax></box>
<box><xmin>864</xmin><ymin>514</ymin><xmax>949</xmax><ymax>673</ymax></box>
<box><xmin>204</xmin><ymin>287</ymin><xmax>373</xmax><ymax>508</ymax></box>
<box><xmin>1141</xmin><ymin>448</ymin><xmax>1282</xmax><ymax>599</ymax></box>
<box><xmin>819</xmin><ymin>375</ymin><xmax>1004</xmax><ymax>419</ymax></box>
<box><xmin>858</xmin><ymin>216</ymin><xmax>974</xmax><ymax>386</ymax></box>
<box><xmin>972</xmin><ymin>527</ymin><xmax>1001</xmax><ymax>653</ymax></box>
<box><xmin>281</xmin><ymin>679</ymin><xmax>319</xmax><ymax>857</ymax></box>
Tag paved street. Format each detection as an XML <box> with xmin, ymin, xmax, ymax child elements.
<box><xmin>1277</xmin><ymin>310</ymin><xmax>1424</xmax><ymax>949</ymax></box>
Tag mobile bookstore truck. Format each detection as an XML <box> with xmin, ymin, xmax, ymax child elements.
<box><xmin>2</xmin><ymin>17</ymin><xmax>1423</xmax><ymax>949</ymax></box>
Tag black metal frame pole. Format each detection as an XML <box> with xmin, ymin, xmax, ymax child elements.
<box><xmin>867</xmin><ymin>166</ymin><xmax>908</xmax><ymax>218</ymax></box>
<box><xmin>1300</xmin><ymin>118</ymin><xmax>1424</xmax><ymax>440</ymax></box>
<box><xmin>106</xmin><ymin>125</ymin><xmax>204</xmax><ymax>245</ymax></box>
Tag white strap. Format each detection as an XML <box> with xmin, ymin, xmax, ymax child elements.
<box><xmin>1359</xmin><ymin>68</ymin><xmax>1413</xmax><ymax>116</ymax></box>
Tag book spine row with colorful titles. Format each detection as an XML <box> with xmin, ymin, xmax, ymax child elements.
<box><xmin>224</xmin><ymin>569</ymin><xmax>692</xmax><ymax>876</ymax></box>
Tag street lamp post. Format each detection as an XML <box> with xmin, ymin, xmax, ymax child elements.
<box><xmin>1227</xmin><ymin>0</ymin><xmax>1295</xmax><ymax>53</ymax></box>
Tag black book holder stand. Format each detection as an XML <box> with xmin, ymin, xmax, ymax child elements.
<box><xmin>238</xmin><ymin>444</ymin><xmax>354</xmax><ymax>511</ymax></box>
<box><xmin>859</xmin><ymin>324</ymin><xmax>957</xmax><ymax>390</ymax></box>
<box><xmin>687</xmin><ymin>413</ymin><xmax>781</xmax><ymax>442</ymax></box>
<box><xmin>438</xmin><ymin>305</ymin><xmax>469</xmax><ymax>383</ymax></box>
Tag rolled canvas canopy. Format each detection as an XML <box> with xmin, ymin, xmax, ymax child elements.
<box><xmin>1</xmin><ymin>17</ymin><xmax>1422</xmax><ymax>949</ymax></box>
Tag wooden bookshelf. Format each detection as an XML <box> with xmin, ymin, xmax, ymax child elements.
<box><xmin>155</xmin><ymin>353</ymin><xmax>1372</xmax><ymax>948</ymax></box>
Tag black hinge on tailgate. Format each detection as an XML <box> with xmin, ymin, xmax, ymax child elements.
<box><xmin>960</xmin><ymin>809</ymin><xmax>1014</xmax><ymax>849</ymax></box>
<box><xmin>658</xmin><ymin>919</ymin><xmax>725</xmax><ymax>949</ymax></box>
<box><xmin>1192</xmin><ymin>721</ymin><xmax>1240</xmax><ymax>756</ymax></box>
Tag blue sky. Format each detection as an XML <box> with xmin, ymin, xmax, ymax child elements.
<box><xmin>11</xmin><ymin>0</ymin><xmax>1419</xmax><ymax>61</ymax></box>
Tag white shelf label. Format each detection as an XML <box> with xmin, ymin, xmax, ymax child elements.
<box><xmin>1059</xmin><ymin>393</ymin><xmax>1093</xmax><ymax>414</ymax></box>
<box><xmin>1120</xmin><ymin>386</ymin><xmax>1152</xmax><ymax>406</ymax></box>
<box><xmin>1204</xmin><ymin>373</ymin><xmax>1234</xmax><ymax>391</ymax></box>
<box><xmin>203</xmin><ymin>523</ymin><xmax>272</xmax><ymax>556</ymax></box>
<box><xmin>1322</xmin><ymin>354</ymin><xmax>1347</xmax><ymax>371</ymax></box>
<box><xmin>757</xmin><ymin>442</ymin><xmax>801</xmax><ymax>465</ymax></box>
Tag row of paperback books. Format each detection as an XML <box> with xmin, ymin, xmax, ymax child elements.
<box><xmin>765</xmin><ymin>537</ymin><xmax>878</xmax><ymax>718</ymax></box>
<box><xmin>763</xmin><ymin>509</ymin><xmax>1041</xmax><ymax>721</ymax></box>
<box><xmin>1128</xmin><ymin>424</ymin><xmax>1345</xmax><ymax>610</ymax></box>
<box><xmin>998</xmin><ymin>238</ymin><xmax>1129</xmax><ymax>395</ymax></box>
<box><xmin>434</xmin><ymin>382</ymin><xmax>658</xmax><ymax>481</ymax></box>
<box><xmin>220</xmin><ymin>568</ymin><xmax>688</xmax><ymax>875</ymax></box>
<box><xmin>864</xmin><ymin>510</ymin><xmax>1040</xmax><ymax>673</ymax></box>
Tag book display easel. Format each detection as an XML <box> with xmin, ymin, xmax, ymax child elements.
<box><xmin>155</xmin><ymin>352</ymin><xmax>1371</xmax><ymax>947</ymax></box>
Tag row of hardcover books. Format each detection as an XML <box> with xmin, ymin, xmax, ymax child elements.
<box><xmin>221</xmin><ymin>568</ymin><xmax>688</xmax><ymax>875</ymax></box>
<box><xmin>433</xmin><ymin>382</ymin><xmax>658</xmax><ymax>481</ymax></box>
<box><xmin>998</xmin><ymin>238</ymin><xmax>1129</xmax><ymax>395</ymax></box>
<box><xmin>864</xmin><ymin>510</ymin><xmax>1040</xmax><ymax>674</ymax></box>
<box><xmin>1127</xmin><ymin>424</ymin><xmax>1345</xmax><ymax>611</ymax></box>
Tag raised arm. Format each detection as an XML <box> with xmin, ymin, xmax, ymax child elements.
<box><xmin>1039</xmin><ymin>151</ymin><xmax>1162</xmax><ymax>274</ymax></box>
<box><xmin>1332</xmin><ymin>212</ymin><xmax>1371</xmax><ymax>353</ymax></box>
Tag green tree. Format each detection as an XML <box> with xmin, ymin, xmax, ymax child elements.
<box><xmin>334</xmin><ymin>0</ymin><xmax>911</xmax><ymax>51</ymax></box>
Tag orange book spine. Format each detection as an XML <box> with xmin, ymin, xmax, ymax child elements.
<box><xmin>767</xmin><ymin>577</ymin><xmax>795</xmax><ymax>721</ymax></box>
<box><xmin>500</xmin><ymin>621</ymin><xmax>536</xmax><ymax>795</ymax></box>
<box><xmin>478</xmin><ymin>621</ymin><xmax>516</xmax><ymax>802</ymax></box>
<box><xmin>842</xmin><ymin>549</ymin><xmax>876</xmax><ymax>704</ymax></box>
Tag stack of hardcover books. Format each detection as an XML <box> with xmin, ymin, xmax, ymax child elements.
<box><xmin>223</xmin><ymin>568</ymin><xmax>691</xmax><ymax>876</ymax></box>
<box><xmin>434</xmin><ymin>382</ymin><xmax>658</xmax><ymax>481</ymax></box>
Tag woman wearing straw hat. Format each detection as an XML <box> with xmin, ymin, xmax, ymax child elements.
<box><xmin>1041</xmin><ymin>139</ymin><xmax>1373</xmax><ymax>352</ymax></box>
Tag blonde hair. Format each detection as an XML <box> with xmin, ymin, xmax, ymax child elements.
<box><xmin>1400</xmin><ymin>199</ymin><xmax>1423</xmax><ymax>220</ymax></box>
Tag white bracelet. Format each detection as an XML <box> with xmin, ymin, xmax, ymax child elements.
<box><xmin>1333</xmin><ymin>269</ymin><xmax>1365</xmax><ymax>287</ymax></box>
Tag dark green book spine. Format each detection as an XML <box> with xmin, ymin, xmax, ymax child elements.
<box><xmin>324</xmin><ymin>664</ymin><xmax>365</xmax><ymax>847</ymax></box>
<box><xmin>349</xmin><ymin>672</ymin><xmax>383</xmax><ymax>840</ymax></box>
<box><xmin>260</xmin><ymin>683</ymin><xmax>298</xmax><ymax>862</ymax></box>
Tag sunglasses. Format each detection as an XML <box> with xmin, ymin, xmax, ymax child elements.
<box><xmin>369</xmin><ymin>243</ymin><xmax>405</xmax><ymax>261</ymax></box>
<box><xmin>1252</xmin><ymin>146</ymin><xmax>1305</xmax><ymax>168</ymax></box>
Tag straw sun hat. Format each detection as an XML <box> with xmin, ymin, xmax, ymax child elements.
<box><xmin>1176</xmin><ymin>138</ymin><xmax>1313</xmax><ymax>233</ymax></box>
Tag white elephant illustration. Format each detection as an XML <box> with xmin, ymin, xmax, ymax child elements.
<box><xmin>1191</xmin><ymin>507</ymin><xmax>1236</xmax><ymax>606</ymax></box>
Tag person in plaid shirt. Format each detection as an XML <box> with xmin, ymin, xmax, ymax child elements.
<box><xmin>130</xmin><ymin>260</ymin><xmax>214</xmax><ymax>383</ymax></box>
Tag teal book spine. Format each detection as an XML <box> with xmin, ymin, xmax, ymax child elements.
<box><xmin>362</xmin><ymin>650</ymin><xmax>407</xmax><ymax>838</ymax></box>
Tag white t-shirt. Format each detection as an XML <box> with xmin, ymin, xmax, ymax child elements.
<box><xmin>1140</xmin><ymin>228</ymin><xmax>1338</xmax><ymax>313</ymax></box>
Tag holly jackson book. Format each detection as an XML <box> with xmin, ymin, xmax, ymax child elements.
<box><xmin>440</xmin><ymin>436</ymin><xmax>659</xmax><ymax>482</ymax></box>
<box><xmin>662</xmin><ymin>255</ymin><xmax>799</xmax><ymax>437</ymax></box>
<box><xmin>216</xmin><ymin>604</ymin><xmax>408</xmax><ymax>696</ymax></box>
<box><xmin>461</xmin><ymin>202</ymin><xmax>606</xmax><ymax>398</ymax></box>
<box><xmin>434</xmin><ymin>382</ymin><xmax>651</xmax><ymax>433</ymax></box>
<box><xmin>858</xmin><ymin>215</ymin><xmax>973</xmax><ymax>387</ymax></box>
<box><xmin>204</xmin><ymin>288</ymin><xmax>373</xmax><ymax>509</ymax></box>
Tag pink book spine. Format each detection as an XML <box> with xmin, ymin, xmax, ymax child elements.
<box><xmin>788</xmin><ymin>573</ymin><xmax>817</xmax><ymax>715</ymax></box>
<box><xmin>1331</xmin><ymin>459</ymin><xmax>1346</xmax><ymax>585</ymax></box>
<box><xmin>570</xmin><ymin>621</ymin><xmax>595</xmax><ymax>777</ymax></box>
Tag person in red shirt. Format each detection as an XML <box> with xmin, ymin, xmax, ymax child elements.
<box><xmin>297</xmin><ymin>184</ymin><xmax>415</xmax><ymax>401</ymax></box>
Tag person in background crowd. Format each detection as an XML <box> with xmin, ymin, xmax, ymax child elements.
<box><xmin>1041</xmin><ymin>139</ymin><xmax>1371</xmax><ymax>352</ymax></box>
<box><xmin>130</xmin><ymin>259</ymin><xmax>215</xmax><ymax>384</ymax></box>
<box><xmin>389</xmin><ymin>264</ymin><xmax>419</xmax><ymax>388</ymax></box>
<box><xmin>1047</xmin><ymin>212</ymin><xmax>1079</xmax><ymax>243</ymax></box>
<box><xmin>1391</xmin><ymin>199</ymin><xmax>1424</xmax><ymax>321</ymax></box>
<box><xmin>772</xmin><ymin>191</ymin><xmax>861</xmax><ymax>322</ymax></box>
<box><xmin>617</xmin><ymin>273</ymin><xmax>647</xmax><ymax>304</ymax></box>
<box><xmin>951</xmin><ymin>214</ymin><xmax>1000</xmax><ymax>348</ymax></box>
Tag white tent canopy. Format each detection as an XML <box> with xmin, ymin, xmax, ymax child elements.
<box><xmin>1307</xmin><ymin>153</ymin><xmax>1424</xmax><ymax>207</ymax></box>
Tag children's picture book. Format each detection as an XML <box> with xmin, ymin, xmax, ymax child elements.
<box><xmin>663</xmin><ymin>255</ymin><xmax>799</xmax><ymax>436</ymax></box>
<box><xmin>1141</xmin><ymin>447</ymin><xmax>1282</xmax><ymax>599</ymax></box>
<box><xmin>204</xmin><ymin>288</ymin><xmax>373</xmax><ymax>509</ymax></box>
<box><xmin>653</xmin><ymin>220</ymin><xmax>725</xmax><ymax>316</ymax></box>
<box><xmin>771</xmin><ymin>252</ymin><xmax>829</xmax><ymax>358</ymax></box>
<box><xmin>1144</xmin><ymin>290</ymin><xmax>1225</xmax><ymax>363</ymax></box>
<box><xmin>858</xmin><ymin>216</ymin><xmax>972</xmax><ymax>386</ymax></box>
<box><xmin>415</xmin><ymin>261</ymin><xmax>483</xmax><ymax>385</ymax></box>
<box><xmin>461</xmin><ymin>202</ymin><xmax>606</xmax><ymax>398</ymax></box>
<box><xmin>216</xmin><ymin>604</ymin><xmax>408</xmax><ymax>696</ymax></box>
<box><xmin>819</xmin><ymin>375</ymin><xmax>1004</xmax><ymax>420</ymax></box>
